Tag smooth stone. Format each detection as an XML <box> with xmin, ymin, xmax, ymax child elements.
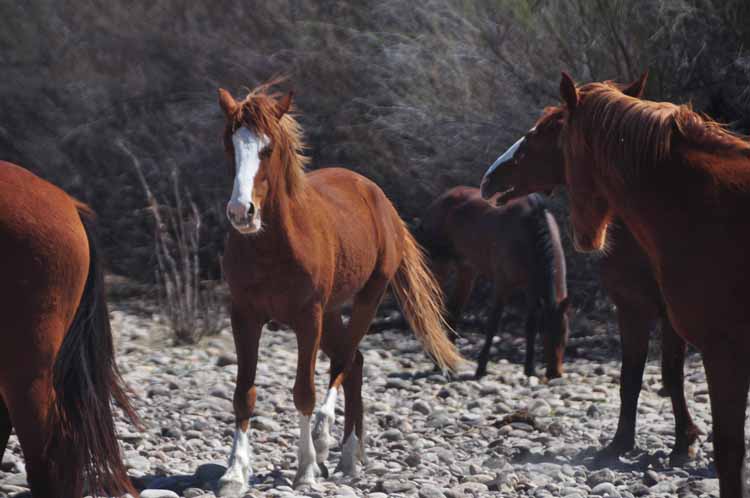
<box><xmin>591</xmin><ymin>482</ymin><xmax>621</xmax><ymax>497</ymax></box>
<box><xmin>141</xmin><ymin>491</ymin><xmax>181</xmax><ymax>498</ymax></box>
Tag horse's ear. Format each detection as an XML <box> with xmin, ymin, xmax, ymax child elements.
<box><xmin>276</xmin><ymin>90</ymin><xmax>294</xmax><ymax>119</ymax></box>
<box><xmin>622</xmin><ymin>71</ymin><xmax>648</xmax><ymax>98</ymax></box>
<box><xmin>218</xmin><ymin>88</ymin><xmax>238</xmax><ymax>117</ymax></box>
<box><xmin>559</xmin><ymin>72</ymin><xmax>578</xmax><ymax>110</ymax></box>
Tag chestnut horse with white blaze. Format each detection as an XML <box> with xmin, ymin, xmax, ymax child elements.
<box><xmin>215</xmin><ymin>84</ymin><xmax>462</xmax><ymax>495</ymax></box>
<box><xmin>544</xmin><ymin>72</ymin><xmax>750</xmax><ymax>498</ymax></box>
<box><xmin>479</xmin><ymin>76</ymin><xmax>700</xmax><ymax>465</ymax></box>
<box><xmin>0</xmin><ymin>161</ymin><xmax>138</xmax><ymax>497</ymax></box>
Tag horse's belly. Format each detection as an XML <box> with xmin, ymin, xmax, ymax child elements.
<box><xmin>328</xmin><ymin>244</ymin><xmax>379</xmax><ymax>307</ymax></box>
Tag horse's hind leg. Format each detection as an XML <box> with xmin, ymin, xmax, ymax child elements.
<box><xmin>660</xmin><ymin>317</ymin><xmax>701</xmax><ymax>465</ymax></box>
<box><xmin>476</xmin><ymin>294</ymin><xmax>504</xmax><ymax>379</ymax></box>
<box><xmin>217</xmin><ymin>306</ymin><xmax>265</xmax><ymax>497</ymax></box>
<box><xmin>446</xmin><ymin>263</ymin><xmax>476</xmax><ymax>338</ymax></box>
<box><xmin>335</xmin><ymin>278</ymin><xmax>389</xmax><ymax>476</ymax></box>
<box><xmin>313</xmin><ymin>312</ymin><xmax>347</xmax><ymax>473</ymax></box>
<box><xmin>703</xmin><ymin>347</ymin><xmax>749</xmax><ymax>498</ymax></box>
<box><xmin>0</xmin><ymin>397</ymin><xmax>13</xmax><ymax>464</ymax></box>
<box><xmin>6</xmin><ymin>377</ymin><xmax>63</xmax><ymax>498</ymax></box>
<box><xmin>599</xmin><ymin>305</ymin><xmax>652</xmax><ymax>459</ymax></box>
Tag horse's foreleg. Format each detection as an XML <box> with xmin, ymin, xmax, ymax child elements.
<box><xmin>334</xmin><ymin>282</ymin><xmax>385</xmax><ymax>477</ymax></box>
<box><xmin>292</xmin><ymin>305</ymin><xmax>323</xmax><ymax>488</ymax></box>
<box><xmin>217</xmin><ymin>307</ymin><xmax>265</xmax><ymax>497</ymax></box>
<box><xmin>704</xmin><ymin>347</ymin><xmax>749</xmax><ymax>498</ymax></box>
<box><xmin>600</xmin><ymin>306</ymin><xmax>652</xmax><ymax>459</ymax></box>
<box><xmin>660</xmin><ymin>316</ymin><xmax>701</xmax><ymax>465</ymax></box>
<box><xmin>476</xmin><ymin>297</ymin><xmax>503</xmax><ymax>379</ymax></box>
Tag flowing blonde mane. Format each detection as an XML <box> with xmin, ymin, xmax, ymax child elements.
<box><xmin>225</xmin><ymin>82</ymin><xmax>309</xmax><ymax>196</ymax></box>
<box><xmin>565</xmin><ymin>82</ymin><xmax>750</xmax><ymax>186</ymax></box>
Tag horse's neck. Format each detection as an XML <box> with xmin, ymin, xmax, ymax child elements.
<box><xmin>257</xmin><ymin>180</ymin><xmax>312</xmax><ymax>257</ymax></box>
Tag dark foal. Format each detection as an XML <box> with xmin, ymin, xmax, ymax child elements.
<box><xmin>479</xmin><ymin>85</ymin><xmax>700</xmax><ymax>464</ymax></box>
<box><xmin>419</xmin><ymin>186</ymin><xmax>569</xmax><ymax>379</ymax></box>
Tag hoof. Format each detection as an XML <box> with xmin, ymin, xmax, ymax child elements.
<box><xmin>334</xmin><ymin>459</ymin><xmax>360</xmax><ymax>478</ymax></box>
<box><xmin>293</xmin><ymin>464</ymin><xmax>320</xmax><ymax>488</ymax></box>
<box><xmin>593</xmin><ymin>441</ymin><xmax>632</xmax><ymax>467</ymax></box>
<box><xmin>669</xmin><ymin>441</ymin><xmax>698</xmax><ymax>467</ymax></box>
<box><xmin>216</xmin><ymin>478</ymin><xmax>247</xmax><ymax>497</ymax></box>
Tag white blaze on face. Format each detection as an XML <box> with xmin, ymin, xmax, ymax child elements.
<box><xmin>484</xmin><ymin>135</ymin><xmax>526</xmax><ymax>179</ymax></box>
<box><xmin>226</xmin><ymin>127</ymin><xmax>269</xmax><ymax>233</ymax></box>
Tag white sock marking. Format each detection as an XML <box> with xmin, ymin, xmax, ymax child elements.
<box><xmin>294</xmin><ymin>413</ymin><xmax>319</xmax><ymax>487</ymax></box>
<box><xmin>219</xmin><ymin>427</ymin><xmax>253</xmax><ymax>490</ymax></box>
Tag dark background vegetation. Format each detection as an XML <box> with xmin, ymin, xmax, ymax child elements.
<box><xmin>2</xmin><ymin>0</ymin><xmax>749</xmax><ymax>306</ymax></box>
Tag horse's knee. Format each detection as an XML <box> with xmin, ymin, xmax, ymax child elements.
<box><xmin>233</xmin><ymin>385</ymin><xmax>257</xmax><ymax>424</ymax></box>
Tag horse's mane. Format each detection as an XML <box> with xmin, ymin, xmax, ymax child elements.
<box><xmin>227</xmin><ymin>81</ymin><xmax>309</xmax><ymax>196</ymax></box>
<box><xmin>527</xmin><ymin>194</ymin><xmax>566</xmax><ymax>306</ymax></box>
<box><xmin>534</xmin><ymin>106</ymin><xmax>565</xmax><ymax>132</ymax></box>
<box><xmin>568</xmin><ymin>83</ymin><xmax>750</xmax><ymax>186</ymax></box>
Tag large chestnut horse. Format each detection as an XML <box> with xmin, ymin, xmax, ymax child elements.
<box><xmin>0</xmin><ymin>162</ymin><xmax>137</xmax><ymax>497</ymax></box>
<box><xmin>215</xmin><ymin>84</ymin><xmax>462</xmax><ymax>495</ymax></box>
<box><xmin>418</xmin><ymin>186</ymin><xmax>569</xmax><ymax>380</ymax></box>
<box><xmin>479</xmin><ymin>82</ymin><xmax>700</xmax><ymax>464</ymax></box>
<box><xmin>539</xmin><ymin>72</ymin><xmax>750</xmax><ymax>497</ymax></box>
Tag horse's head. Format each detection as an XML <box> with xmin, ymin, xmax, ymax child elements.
<box><xmin>218</xmin><ymin>87</ymin><xmax>294</xmax><ymax>235</ymax></box>
<box><xmin>480</xmin><ymin>107</ymin><xmax>566</xmax><ymax>204</ymax></box>
<box><xmin>542</xmin><ymin>296</ymin><xmax>570</xmax><ymax>379</ymax></box>
<box><xmin>558</xmin><ymin>71</ymin><xmax>648</xmax><ymax>252</ymax></box>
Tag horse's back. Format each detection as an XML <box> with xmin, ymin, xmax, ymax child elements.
<box><xmin>0</xmin><ymin>162</ymin><xmax>89</xmax><ymax>371</ymax></box>
<box><xmin>423</xmin><ymin>186</ymin><xmax>539</xmax><ymax>279</ymax></box>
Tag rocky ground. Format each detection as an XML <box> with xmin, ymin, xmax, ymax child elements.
<box><xmin>0</xmin><ymin>297</ymin><xmax>742</xmax><ymax>498</ymax></box>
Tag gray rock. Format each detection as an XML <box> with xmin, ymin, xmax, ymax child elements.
<box><xmin>419</xmin><ymin>485</ymin><xmax>447</xmax><ymax>498</ymax></box>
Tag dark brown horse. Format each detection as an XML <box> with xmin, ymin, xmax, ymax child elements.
<box><xmin>545</xmin><ymin>72</ymin><xmax>750</xmax><ymax>498</ymax></box>
<box><xmin>215</xmin><ymin>84</ymin><xmax>462</xmax><ymax>495</ymax></box>
<box><xmin>0</xmin><ymin>161</ymin><xmax>137</xmax><ymax>497</ymax></box>
<box><xmin>479</xmin><ymin>82</ymin><xmax>700</xmax><ymax>464</ymax></box>
<box><xmin>418</xmin><ymin>186</ymin><xmax>569</xmax><ymax>380</ymax></box>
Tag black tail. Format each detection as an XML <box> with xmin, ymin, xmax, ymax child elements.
<box><xmin>526</xmin><ymin>194</ymin><xmax>562</xmax><ymax>309</ymax></box>
<box><xmin>47</xmin><ymin>209</ymin><xmax>139</xmax><ymax>496</ymax></box>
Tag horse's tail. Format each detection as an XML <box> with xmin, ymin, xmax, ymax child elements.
<box><xmin>391</xmin><ymin>223</ymin><xmax>464</xmax><ymax>372</ymax></box>
<box><xmin>46</xmin><ymin>205</ymin><xmax>139</xmax><ymax>496</ymax></box>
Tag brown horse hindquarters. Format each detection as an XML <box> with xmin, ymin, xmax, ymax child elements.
<box><xmin>0</xmin><ymin>162</ymin><xmax>135</xmax><ymax>497</ymax></box>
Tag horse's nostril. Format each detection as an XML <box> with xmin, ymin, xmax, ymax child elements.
<box><xmin>247</xmin><ymin>203</ymin><xmax>256</xmax><ymax>217</ymax></box>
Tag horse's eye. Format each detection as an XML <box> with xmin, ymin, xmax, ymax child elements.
<box><xmin>259</xmin><ymin>145</ymin><xmax>272</xmax><ymax>159</ymax></box>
